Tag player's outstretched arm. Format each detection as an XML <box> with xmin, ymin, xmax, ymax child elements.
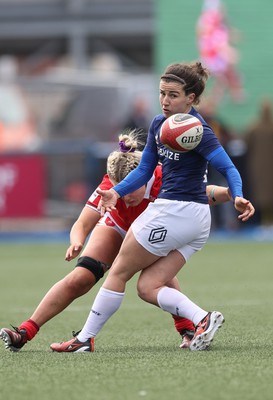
<box><xmin>207</xmin><ymin>185</ymin><xmax>232</xmax><ymax>205</ymax></box>
<box><xmin>207</xmin><ymin>185</ymin><xmax>255</xmax><ymax>222</ymax></box>
<box><xmin>65</xmin><ymin>207</ymin><xmax>101</xmax><ymax>261</ymax></box>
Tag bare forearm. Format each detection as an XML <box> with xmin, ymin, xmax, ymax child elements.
<box><xmin>70</xmin><ymin>220</ymin><xmax>89</xmax><ymax>247</ymax></box>
<box><xmin>207</xmin><ymin>185</ymin><xmax>232</xmax><ymax>205</ymax></box>
<box><xmin>65</xmin><ymin>207</ymin><xmax>100</xmax><ymax>261</ymax></box>
<box><xmin>206</xmin><ymin>185</ymin><xmax>255</xmax><ymax>221</ymax></box>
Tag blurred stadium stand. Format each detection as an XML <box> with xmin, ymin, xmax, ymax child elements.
<box><xmin>0</xmin><ymin>0</ymin><xmax>154</xmax><ymax>68</ymax></box>
<box><xmin>0</xmin><ymin>0</ymin><xmax>156</xmax><ymax>233</ymax></box>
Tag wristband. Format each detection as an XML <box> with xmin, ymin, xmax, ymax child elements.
<box><xmin>210</xmin><ymin>187</ymin><xmax>217</xmax><ymax>202</ymax></box>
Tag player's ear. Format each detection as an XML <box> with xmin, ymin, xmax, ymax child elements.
<box><xmin>187</xmin><ymin>93</ymin><xmax>195</xmax><ymax>104</ymax></box>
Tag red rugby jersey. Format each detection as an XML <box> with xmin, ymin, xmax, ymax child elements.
<box><xmin>86</xmin><ymin>165</ymin><xmax>162</xmax><ymax>231</ymax></box>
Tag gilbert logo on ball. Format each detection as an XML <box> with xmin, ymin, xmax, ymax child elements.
<box><xmin>160</xmin><ymin>113</ymin><xmax>203</xmax><ymax>152</ymax></box>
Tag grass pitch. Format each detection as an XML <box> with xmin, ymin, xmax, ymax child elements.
<box><xmin>0</xmin><ymin>241</ymin><xmax>272</xmax><ymax>400</ymax></box>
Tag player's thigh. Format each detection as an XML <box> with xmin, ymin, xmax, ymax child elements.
<box><xmin>137</xmin><ymin>250</ymin><xmax>185</xmax><ymax>294</ymax></box>
<box><xmin>82</xmin><ymin>225</ymin><xmax>123</xmax><ymax>265</ymax></box>
<box><xmin>109</xmin><ymin>228</ymin><xmax>161</xmax><ymax>281</ymax></box>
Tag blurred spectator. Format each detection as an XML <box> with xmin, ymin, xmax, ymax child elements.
<box><xmin>244</xmin><ymin>98</ymin><xmax>273</xmax><ymax>226</ymax></box>
<box><xmin>122</xmin><ymin>97</ymin><xmax>151</xmax><ymax>149</ymax></box>
<box><xmin>123</xmin><ymin>98</ymin><xmax>150</xmax><ymax>132</ymax></box>
<box><xmin>0</xmin><ymin>56</ymin><xmax>38</xmax><ymax>152</ymax></box>
<box><xmin>198</xmin><ymin>98</ymin><xmax>233</xmax><ymax>147</ymax></box>
<box><xmin>196</xmin><ymin>0</ymin><xmax>245</xmax><ymax>103</ymax></box>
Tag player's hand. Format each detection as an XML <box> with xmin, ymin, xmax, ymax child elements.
<box><xmin>65</xmin><ymin>243</ymin><xmax>83</xmax><ymax>261</ymax></box>
<box><xmin>234</xmin><ymin>197</ymin><xmax>255</xmax><ymax>222</ymax></box>
<box><xmin>97</xmin><ymin>188</ymin><xmax>119</xmax><ymax>216</ymax></box>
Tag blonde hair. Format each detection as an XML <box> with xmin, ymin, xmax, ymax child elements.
<box><xmin>107</xmin><ymin>129</ymin><xmax>144</xmax><ymax>184</ymax></box>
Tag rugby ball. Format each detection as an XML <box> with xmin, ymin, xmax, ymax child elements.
<box><xmin>160</xmin><ymin>113</ymin><xmax>203</xmax><ymax>152</ymax></box>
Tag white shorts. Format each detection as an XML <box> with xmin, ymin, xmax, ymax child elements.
<box><xmin>131</xmin><ymin>198</ymin><xmax>211</xmax><ymax>261</ymax></box>
<box><xmin>97</xmin><ymin>213</ymin><xmax>127</xmax><ymax>239</ymax></box>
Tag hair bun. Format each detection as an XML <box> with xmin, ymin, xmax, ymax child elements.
<box><xmin>119</xmin><ymin>140</ymin><xmax>136</xmax><ymax>153</ymax></box>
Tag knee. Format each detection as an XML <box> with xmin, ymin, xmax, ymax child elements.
<box><xmin>76</xmin><ymin>256</ymin><xmax>106</xmax><ymax>282</ymax></box>
<box><xmin>137</xmin><ymin>280</ymin><xmax>152</xmax><ymax>302</ymax></box>
<box><xmin>62</xmin><ymin>270</ymin><xmax>93</xmax><ymax>297</ymax></box>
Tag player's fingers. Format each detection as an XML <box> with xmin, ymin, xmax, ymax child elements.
<box><xmin>97</xmin><ymin>199</ymin><xmax>102</xmax><ymax>211</ymax></box>
<box><xmin>238</xmin><ymin>212</ymin><xmax>248</xmax><ymax>221</ymax></box>
<box><xmin>106</xmin><ymin>205</ymin><xmax>117</xmax><ymax>212</ymax></box>
<box><xmin>65</xmin><ymin>248</ymin><xmax>72</xmax><ymax>260</ymax></box>
<box><xmin>238</xmin><ymin>205</ymin><xmax>255</xmax><ymax>221</ymax></box>
<box><xmin>65</xmin><ymin>244</ymin><xmax>80</xmax><ymax>261</ymax></box>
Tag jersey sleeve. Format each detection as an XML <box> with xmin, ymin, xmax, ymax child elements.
<box><xmin>209</xmin><ymin>148</ymin><xmax>243</xmax><ymax>198</ymax></box>
<box><xmin>192</xmin><ymin>110</ymin><xmax>243</xmax><ymax>198</ymax></box>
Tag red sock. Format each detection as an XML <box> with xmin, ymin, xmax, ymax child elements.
<box><xmin>18</xmin><ymin>319</ymin><xmax>40</xmax><ymax>341</ymax></box>
<box><xmin>172</xmin><ymin>315</ymin><xmax>195</xmax><ymax>334</ymax></box>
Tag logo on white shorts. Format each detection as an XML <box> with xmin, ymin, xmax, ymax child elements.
<box><xmin>148</xmin><ymin>227</ymin><xmax>167</xmax><ymax>243</ymax></box>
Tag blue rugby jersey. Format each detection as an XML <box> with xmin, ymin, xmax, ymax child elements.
<box><xmin>113</xmin><ymin>107</ymin><xmax>243</xmax><ymax>203</ymax></box>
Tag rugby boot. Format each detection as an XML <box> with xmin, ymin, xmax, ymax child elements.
<box><xmin>190</xmin><ymin>311</ymin><xmax>225</xmax><ymax>351</ymax></box>
<box><xmin>0</xmin><ymin>326</ymin><xmax>28</xmax><ymax>352</ymax></box>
